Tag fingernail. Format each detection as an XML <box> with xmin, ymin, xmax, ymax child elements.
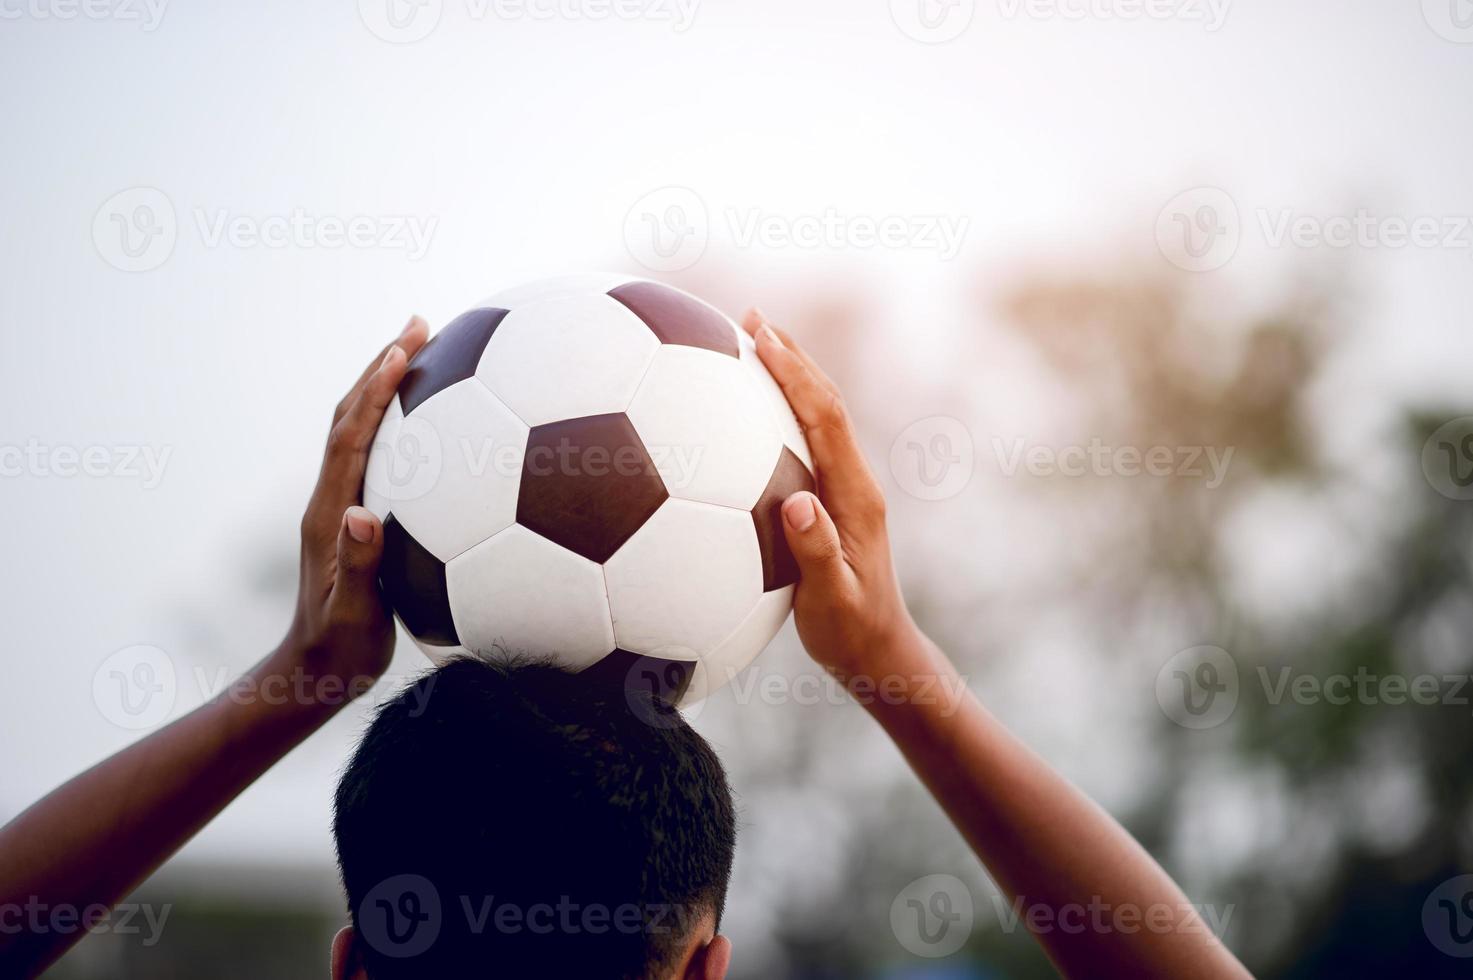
<box><xmin>783</xmin><ymin>493</ymin><xmax>816</xmax><ymax>531</ymax></box>
<box><xmin>345</xmin><ymin>507</ymin><xmax>375</xmax><ymax>543</ymax></box>
<box><xmin>759</xmin><ymin>324</ymin><xmax>783</xmax><ymax>349</ymax></box>
<box><xmin>397</xmin><ymin>316</ymin><xmax>421</xmax><ymax>341</ymax></box>
<box><xmin>380</xmin><ymin>345</ymin><xmax>404</xmax><ymax>370</ymax></box>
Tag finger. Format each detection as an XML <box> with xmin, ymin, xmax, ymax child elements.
<box><xmin>334</xmin><ymin>316</ymin><xmax>429</xmax><ymax>425</ymax></box>
<box><xmin>313</xmin><ymin>345</ymin><xmax>409</xmax><ymax>518</ymax></box>
<box><xmin>331</xmin><ymin>506</ymin><xmax>386</xmax><ymax>616</ymax></box>
<box><xmin>781</xmin><ymin>492</ymin><xmax>856</xmax><ymax>601</ymax></box>
<box><xmin>741</xmin><ymin>309</ymin><xmax>838</xmax><ymax>393</ymax></box>
<box><xmin>754</xmin><ymin>323</ymin><xmax>868</xmax><ymax>470</ymax></box>
<box><xmin>754</xmin><ymin>324</ymin><xmax>889</xmax><ymax>535</ymax></box>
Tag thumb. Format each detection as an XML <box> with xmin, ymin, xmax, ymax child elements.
<box><xmin>334</xmin><ymin>506</ymin><xmax>386</xmax><ymax>609</ymax></box>
<box><xmin>781</xmin><ymin>492</ymin><xmax>851</xmax><ymax>597</ymax></box>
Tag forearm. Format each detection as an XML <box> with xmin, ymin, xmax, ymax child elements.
<box><xmin>0</xmin><ymin>644</ymin><xmax>346</xmax><ymax>975</ymax></box>
<box><xmin>864</xmin><ymin>633</ymin><xmax>1249</xmax><ymax>979</ymax></box>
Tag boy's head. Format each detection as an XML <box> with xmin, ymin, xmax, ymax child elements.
<box><xmin>331</xmin><ymin>657</ymin><xmax>736</xmax><ymax>980</ymax></box>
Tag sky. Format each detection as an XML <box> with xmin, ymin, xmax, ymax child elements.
<box><xmin>3</xmin><ymin>0</ymin><xmax>1472</xmax><ymax>913</ymax></box>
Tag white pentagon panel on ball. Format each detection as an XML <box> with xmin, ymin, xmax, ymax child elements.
<box><xmin>627</xmin><ymin>345</ymin><xmax>784</xmax><ymax>510</ymax></box>
<box><xmin>387</xmin><ymin>378</ymin><xmax>528</xmax><ymax>563</ymax></box>
<box><xmin>738</xmin><ymin>331</ymin><xmax>813</xmax><ymax>472</ymax></box>
<box><xmin>445</xmin><ymin>525</ymin><xmax>616</xmax><ymax>671</ymax></box>
<box><xmin>604</xmin><ymin>498</ymin><xmax>764</xmax><ymax>660</ymax></box>
<box><xmin>362</xmin><ymin>394</ymin><xmax>404</xmax><ymax>522</ymax></box>
<box><xmin>475</xmin><ymin>292</ymin><xmax>660</xmax><ymax>427</ymax></box>
<box><xmin>684</xmin><ymin>585</ymin><xmax>795</xmax><ymax>704</ymax></box>
<box><xmin>475</xmin><ymin>272</ymin><xmax>640</xmax><ymax>310</ymax></box>
<box><xmin>410</xmin><ymin>633</ymin><xmax>473</xmax><ymax>667</ymax></box>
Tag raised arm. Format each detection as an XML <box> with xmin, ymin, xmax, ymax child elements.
<box><xmin>743</xmin><ymin>310</ymin><xmax>1250</xmax><ymax>979</ymax></box>
<box><xmin>0</xmin><ymin>317</ymin><xmax>428</xmax><ymax>977</ymax></box>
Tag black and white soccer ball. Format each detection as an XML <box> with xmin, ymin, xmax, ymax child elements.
<box><xmin>363</xmin><ymin>274</ymin><xmax>813</xmax><ymax>706</ymax></box>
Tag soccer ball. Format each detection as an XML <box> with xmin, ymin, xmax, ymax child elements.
<box><xmin>362</xmin><ymin>274</ymin><xmax>813</xmax><ymax>706</ymax></box>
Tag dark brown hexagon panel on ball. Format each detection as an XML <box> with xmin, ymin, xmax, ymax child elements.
<box><xmin>516</xmin><ymin>413</ymin><xmax>669</xmax><ymax>564</ymax></box>
<box><xmin>608</xmin><ymin>281</ymin><xmax>740</xmax><ymax>359</ymax></box>
<box><xmin>750</xmin><ymin>446</ymin><xmax>815</xmax><ymax>592</ymax></box>
<box><xmin>398</xmin><ymin>307</ymin><xmax>510</xmax><ymax>415</ymax></box>
<box><xmin>379</xmin><ymin>516</ymin><xmax>460</xmax><ymax>646</ymax></box>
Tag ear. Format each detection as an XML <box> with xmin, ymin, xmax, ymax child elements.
<box><xmin>684</xmin><ymin>933</ymin><xmax>731</xmax><ymax>980</ymax></box>
<box><xmin>330</xmin><ymin>925</ymin><xmax>370</xmax><ymax>980</ymax></box>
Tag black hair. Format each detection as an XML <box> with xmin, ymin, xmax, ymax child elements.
<box><xmin>333</xmin><ymin>656</ymin><xmax>736</xmax><ymax>979</ymax></box>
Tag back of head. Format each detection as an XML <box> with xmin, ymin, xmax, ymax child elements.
<box><xmin>333</xmin><ymin>657</ymin><xmax>736</xmax><ymax>979</ymax></box>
